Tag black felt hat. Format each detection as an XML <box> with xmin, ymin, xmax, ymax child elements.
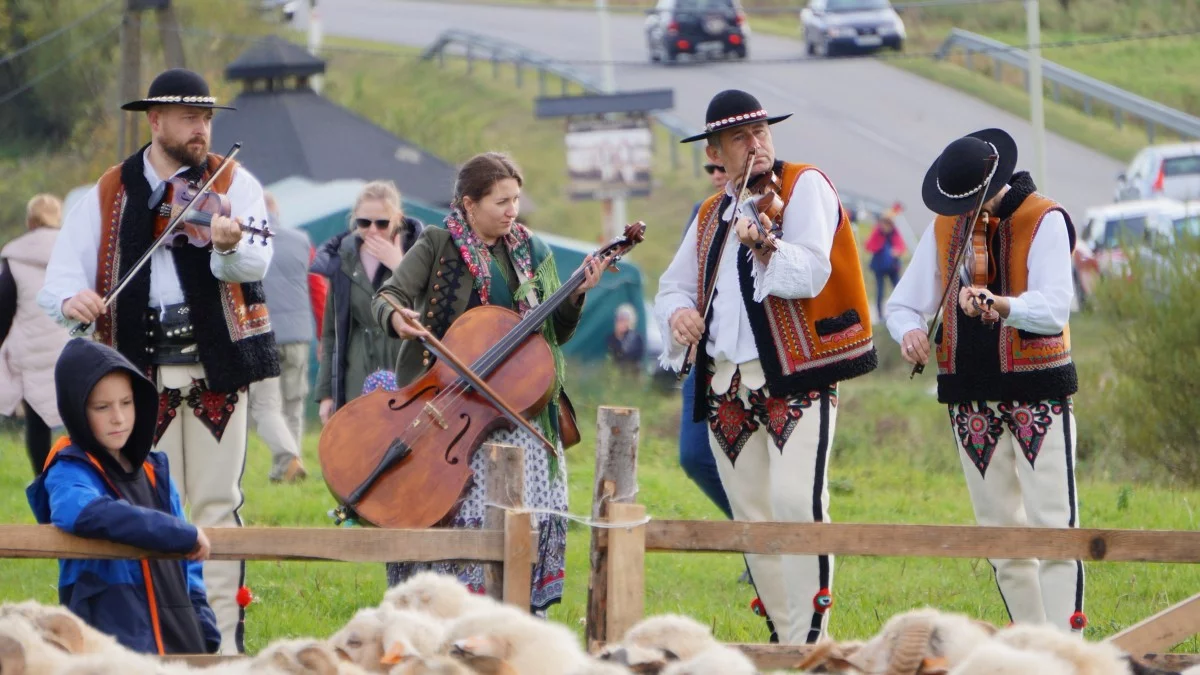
<box><xmin>121</xmin><ymin>68</ymin><xmax>236</xmax><ymax>112</ymax></box>
<box><xmin>921</xmin><ymin>128</ymin><xmax>1018</xmax><ymax>216</ymax></box>
<box><xmin>681</xmin><ymin>89</ymin><xmax>792</xmax><ymax>144</ymax></box>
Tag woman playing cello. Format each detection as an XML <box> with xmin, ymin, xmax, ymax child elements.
<box><xmin>371</xmin><ymin>151</ymin><xmax>612</xmax><ymax>614</ymax></box>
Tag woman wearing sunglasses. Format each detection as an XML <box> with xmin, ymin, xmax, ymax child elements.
<box><xmin>312</xmin><ymin>180</ymin><xmax>423</xmax><ymax>425</ymax></box>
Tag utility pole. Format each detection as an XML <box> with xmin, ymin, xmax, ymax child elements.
<box><xmin>307</xmin><ymin>0</ymin><xmax>323</xmax><ymax>93</ymax></box>
<box><xmin>117</xmin><ymin>0</ymin><xmax>186</xmax><ymax>161</ymax></box>
<box><xmin>1026</xmin><ymin>0</ymin><xmax>1047</xmax><ymax>191</ymax></box>
<box><xmin>597</xmin><ymin>0</ymin><xmax>625</xmax><ymax>241</ymax></box>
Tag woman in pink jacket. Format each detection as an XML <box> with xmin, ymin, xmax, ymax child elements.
<box><xmin>0</xmin><ymin>194</ymin><xmax>72</xmax><ymax>475</ymax></box>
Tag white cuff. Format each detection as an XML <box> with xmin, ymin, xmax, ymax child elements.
<box><xmin>1004</xmin><ymin>295</ymin><xmax>1029</xmax><ymax>326</ymax></box>
<box><xmin>656</xmin><ymin>301</ymin><xmax>695</xmax><ymax>371</ymax></box>
<box><xmin>750</xmin><ymin>244</ymin><xmax>809</xmax><ymax>303</ymax></box>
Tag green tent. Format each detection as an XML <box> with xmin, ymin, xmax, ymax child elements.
<box><xmin>266</xmin><ymin>177</ymin><xmax>647</xmax><ymax>389</ymax></box>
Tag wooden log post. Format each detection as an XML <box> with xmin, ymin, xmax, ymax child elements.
<box><xmin>502</xmin><ymin>509</ymin><xmax>534</xmax><ymax>610</ymax></box>
<box><xmin>483</xmin><ymin>443</ymin><xmax>526</xmax><ymax>605</ymax></box>
<box><xmin>1108</xmin><ymin>592</ymin><xmax>1200</xmax><ymax>658</ymax></box>
<box><xmin>604</xmin><ymin>502</ymin><xmax>647</xmax><ymax>642</ymax></box>
<box><xmin>585</xmin><ymin>406</ymin><xmax>640</xmax><ymax>649</ymax></box>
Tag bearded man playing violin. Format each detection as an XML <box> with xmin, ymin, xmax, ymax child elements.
<box><xmin>655</xmin><ymin>89</ymin><xmax>877</xmax><ymax>645</ymax></box>
<box><xmin>885</xmin><ymin>129</ymin><xmax>1085</xmax><ymax>634</ymax></box>
<box><xmin>39</xmin><ymin>68</ymin><xmax>278</xmax><ymax>655</ymax></box>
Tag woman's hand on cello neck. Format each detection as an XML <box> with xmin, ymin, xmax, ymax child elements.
<box><xmin>389</xmin><ymin>306</ymin><xmax>429</xmax><ymax>340</ymax></box>
<box><xmin>569</xmin><ymin>253</ymin><xmax>616</xmax><ymax>304</ymax></box>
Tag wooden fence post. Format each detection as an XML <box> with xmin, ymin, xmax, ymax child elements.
<box><xmin>1108</xmin><ymin>592</ymin><xmax>1200</xmax><ymax>658</ymax></box>
<box><xmin>483</xmin><ymin>443</ymin><xmax>525</xmax><ymax>605</ymax></box>
<box><xmin>585</xmin><ymin>406</ymin><xmax>640</xmax><ymax>649</ymax></box>
<box><xmin>502</xmin><ymin>509</ymin><xmax>533</xmax><ymax>611</ymax></box>
<box><xmin>605</xmin><ymin>502</ymin><xmax>647</xmax><ymax>642</ymax></box>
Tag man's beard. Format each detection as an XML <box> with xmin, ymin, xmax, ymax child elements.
<box><xmin>162</xmin><ymin>136</ymin><xmax>208</xmax><ymax>167</ymax></box>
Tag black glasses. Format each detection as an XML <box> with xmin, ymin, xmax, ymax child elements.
<box><xmin>354</xmin><ymin>218</ymin><xmax>390</xmax><ymax>229</ymax></box>
<box><xmin>704</xmin><ymin>165</ymin><xmax>725</xmax><ymax>175</ymax></box>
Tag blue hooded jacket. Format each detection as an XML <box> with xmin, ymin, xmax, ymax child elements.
<box><xmin>26</xmin><ymin>338</ymin><xmax>220</xmax><ymax>654</ymax></box>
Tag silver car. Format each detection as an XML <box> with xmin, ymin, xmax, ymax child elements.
<box><xmin>1114</xmin><ymin>142</ymin><xmax>1200</xmax><ymax>203</ymax></box>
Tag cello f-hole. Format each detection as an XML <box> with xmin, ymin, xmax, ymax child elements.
<box><xmin>387</xmin><ymin>386</ymin><xmax>439</xmax><ymax>413</ymax></box>
<box><xmin>444</xmin><ymin>413</ymin><xmax>472</xmax><ymax>465</ymax></box>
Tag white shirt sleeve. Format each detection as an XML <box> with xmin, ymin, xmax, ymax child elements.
<box><xmin>884</xmin><ymin>220</ymin><xmax>941</xmax><ymax>344</ymax></box>
<box><xmin>1004</xmin><ymin>210</ymin><xmax>1074</xmax><ymax>334</ymax></box>
<box><xmin>38</xmin><ymin>183</ymin><xmax>102</xmax><ymax>326</ymax></box>
<box><xmin>654</xmin><ymin>215</ymin><xmax>701</xmax><ymax>371</ymax></box>
<box><xmin>208</xmin><ymin>166</ymin><xmax>273</xmax><ymax>283</ymax></box>
<box><xmin>750</xmin><ymin>169</ymin><xmax>839</xmax><ymax>302</ymax></box>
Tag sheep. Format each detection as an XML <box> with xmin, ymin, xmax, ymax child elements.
<box><xmin>793</xmin><ymin>638</ymin><xmax>865</xmax><ymax>673</ymax></box>
<box><xmin>0</xmin><ymin>614</ymin><xmax>74</xmax><ymax>675</ymax></box>
<box><xmin>378</xmin><ymin>607</ymin><xmax>446</xmax><ymax>666</ymax></box>
<box><xmin>946</xmin><ymin>640</ymin><xmax>1075</xmax><ymax>675</ymax></box>
<box><xmin>657</xmin><ymin>645</ymin><xmax>758</xmax><ymax>675</ymax></box>
<box><xmin>250</xmin><ymin>638</ymin><xmax>375</xmax><ymax>675</ymax></box>
<box><xmin>386</xmin><ymin>655</ymin><xmax>474</xmax><ymax>675</ymax></box>
<box><xmin>619</xmin><ymin>615</ymin><xmax>719</xmax><ymax>662</ymax></box>
<box><xmin>992</xmin><ymin>624</ymin><xmax>1184</xmax><ymax>675</ymax></box>
<box><xmin>380</xmin><ymin>573</ymin><xmax>496</xmax><ymax>621</ymax></box>
<box><xmin>568</xmin><ymin>658</ymin><xmax>637</xmax><ymax>675</ymax></box>
<box><xmin>441</xmin><ymin>604</ymin><xmax>588</xmax><ymax>675</ymax></box>
<box><xmin>329</xmin><ymin>608</ymin><xmax>390</xmax><ymax>673</ymax></box>
<box><xmin>593</xmin><ymin>642</ymin><xmax>678</xmax><ymax>674</ymax></box>
<box><xmin>0</xmin><ymin>602</ymin><xmax>124</xmax><ymax>657</ymax></box>
<box><xmin>838</xmin><ymin>607</ymin><xmax>997</xmax><ymax>675</ymax></box>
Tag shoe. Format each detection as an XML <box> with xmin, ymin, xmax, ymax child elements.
<box><xmin>272</xmin><ymin>457</ymin><xmax>307</xmax><ymax>484</ymax></box>
<box><xmin>738</xmin><ymin>568</ymin><xmax>751</xmax><ymax>584</ymax></box>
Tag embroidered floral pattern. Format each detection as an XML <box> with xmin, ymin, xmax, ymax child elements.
<box><xmin>444</xmin><ymin>209</ymin><xmax>535</xmax><ymax>310</ymax></box>
<box><xmin>707</xmin><ymin>369</ymin><xmax>758</xmax><ymax>466</ymax></box>
<box><xmin>748</xmin><ymin>387</ymin><xmax>818</xmax><ymax>451</ymax></box>
<box><xmin>998</xmin><ymin>401</ymin><xmax>1055</xmax><ymax>466</ymax></box>
<box><xmin>185</xmin><ymin>379</ymin><xmax>239</xmax><ymax>442</ymax></box>
<box><xmin>153</xmin><ymin>387</ymin><xmax>182</xmax><ymax>446</ymax></box>
<box><xmin>950</xmin><ymin>402</ymin><xmax>1003</xmax><ymax>477</ymax></box>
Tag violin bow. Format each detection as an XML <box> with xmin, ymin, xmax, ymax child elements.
<box><xmin>679</xmin><ymin>148</ymin><xmax>759</xmax><ymax>380</ymax></box>
<box><xmin>69</xmin><ymin>142</ymin><xmax>243</xmax><ymax>338</ymax></box>
<box><xmin>379</xmin><ymin>294</ymin><xmax>558</xmax><ymax>457</ymax></box>
<box><xmin>911</xmin><ymin>152</ymin><xmax>1000</xmax><ymax>378</ymax></box>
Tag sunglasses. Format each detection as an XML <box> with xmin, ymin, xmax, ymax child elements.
<box><xmin>704</xmin><ymin>165</ymin><xmax>726</xmax><ymax>175</ymax></box>
<box><xmin>354</xmin><ymin>218</ymin><xmax>391</xmax><ymax>229</ymax></box>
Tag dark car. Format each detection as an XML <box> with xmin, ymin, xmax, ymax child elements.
<box><xmin>800</xmin><ymin>0</ymin><xmax>905</xmax><ymax>57</ymax></box>
<box><xmin>645</xmin><ymin>0</ymin><xmax>749</xmax><ymax>63</ymax></box>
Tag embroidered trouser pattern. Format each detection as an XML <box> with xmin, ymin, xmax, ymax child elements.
<box><xmin>155</xmin><ymin>364</ymin><xmax>249</xmax><ymax>654</ymax></box>
<box><xmin>949</xmin><ymin>399</ymin><xmax>1085</xmax><ymax>632</ymax></box>
<box><xmin>705</xmin><ymin>359</ymin><xmax>835</xmax><ymax>645</ymax></box>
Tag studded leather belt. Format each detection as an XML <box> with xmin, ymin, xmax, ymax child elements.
<box><xmin>146</xmin><ymin>304</ymin><xmax>201</xmax><ymax>365</ymax></box>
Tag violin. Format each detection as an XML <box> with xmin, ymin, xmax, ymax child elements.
<box><xmin>149</xmin><ymin>174</ymin><xmax>273</xmax><ymax>248</ymax></box>
<box><xmin>911</xmin><ymin>152</ymin><xmax>1000</xmax><ymax>378</ymax></box>
<box><xmin>317</xmin><ymin>221</ymin><xmax>648</xmax><ymax>530</ymax></box>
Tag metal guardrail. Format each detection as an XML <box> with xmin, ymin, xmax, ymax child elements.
<box><xmin>935</xmin><ymin>28</ymin><xmax>1200</xmax><ymax>143</ymax></box>
<box><xmin>421</xmin><ymin>29</ymin><xmax>906</xmax><ymax>224</ymax></box>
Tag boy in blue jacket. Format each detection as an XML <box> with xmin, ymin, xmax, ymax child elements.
<box><xmin>27</xmin><ymin>338</ymin><xmax>220</xmax><ymax>655</ymax></box>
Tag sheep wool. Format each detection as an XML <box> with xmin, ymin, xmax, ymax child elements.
<box><xmin>441</xmin><ymin>605</ymin><xmax>588</xmax><ymax>675</ymax></box>
<box><xmin>658</xmin><ymin>645</ymin><xmax>758</xmax><ymax>675</ymax></box>
<box><xmin>378</xmin><ymin>607</ymin><xmax>447</xmax><ymax>663</ymax></box>
<box><xmin>620</xmin><ymin>615</ymin><xmax>719</xmax><ymax>662</ymax></box>
<box><xmin>381</xmin><ymin>572</ymin><xmax>498</xmax><ymax>621</ymax></box>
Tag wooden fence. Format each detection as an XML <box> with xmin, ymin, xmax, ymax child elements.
<box><xmin>583</xmin><ymin>406</ymin><xmax>1200</xmax><ymax>671</ymax></box>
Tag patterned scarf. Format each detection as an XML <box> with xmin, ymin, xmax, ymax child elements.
<box><xmin>444</xmin><ymin>208</ymin><xmax>569</xmax><ymax>472</ymax></box>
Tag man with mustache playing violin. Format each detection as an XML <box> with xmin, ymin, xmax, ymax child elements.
<box><xmin>885</xmin><ymin>129</ymin><xmax>1085</xmax><ymax>634</ymax></box>
<box><xmin>655</xmin><ymin>89</ymin><xmax>877</xmax><ymax>645</ymax></box>
<box><xmin>39</xmin><ymin>68</ymin><xmax>278</xmax><ymax>655</ymax></box>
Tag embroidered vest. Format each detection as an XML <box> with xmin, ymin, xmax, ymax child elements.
<box><xmin>933</xmin><ymin>193</ymin><xmax>1078</xmax><ymax>403</ymax></box>
<box><xmin>690</xmin><ymin>161</ymin><xmax>877</xmax><ymax>420</ymax></box>
<box><xmin>94</xmin><ymin>150</ymin><xmax>279</xmax><ymax>393</ymax></box>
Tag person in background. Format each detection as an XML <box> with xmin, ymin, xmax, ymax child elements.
<box><xmin>0</xmin><ymin>193</ymin><xmax>71</xmax><ymax>476</ymax></box>
<box><xmin>864</xmin><ymin>203</ymin><xmax>907</xmax><ymax>318</ymax></box>
<box><xmin>27</xmin><ymin>338</ymin><xmax>218</xmax><ymax>655</ymax></box>
<box><xmin>606</xmin><ymin>303</ymin><xmax>646</xmax><ymax>372</ymax></box>
<box><xmin>312</xmin><ymin>180</ymin><xmax>422</xmax><ymax>423</ymax></box>
<box><xmin>686</xmin><ymin>163</ymin><xmax>728</xmax><ymax>240</ymax></box>
<box><xmin>247</xmin><ymin>192</ymin><xmax>318</xmax><ymax>483</ymax></box>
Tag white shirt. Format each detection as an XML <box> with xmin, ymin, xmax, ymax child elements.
<box><xmin>39</xmin><ymin>148</ymin><xmax>273</xmax><ymax>326</ymax></box>
<box><xmin>655</xmin><ymin>169</ymin><xmax>842</xmax><ymax>370</ymax></box>
<box><xmin>884</xmin><ymin>211</ymin><xmax>1074</xmax><ymax>344</ymax></box>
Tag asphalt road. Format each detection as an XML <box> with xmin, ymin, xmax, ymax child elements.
<box><xmin>298</xmin><ymin>0</ymin><xmax>1124</xmax><ymax>235</ymax></box>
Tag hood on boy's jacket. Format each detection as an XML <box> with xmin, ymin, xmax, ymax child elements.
<box><xmin>54</xmin><ymin>338</ymin><xmax>159</xmax><ymax>469</ymax></box>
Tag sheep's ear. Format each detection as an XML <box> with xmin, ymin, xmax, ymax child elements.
<box><xmin>0</xmin><ymin>634</ymin><xmax>27</xmax><ymax>675</ymax></box>
<box><xmin>296</xmin><ymin>645</ymin><xmax>339</xmax><ymax>675</ymax></box>
<box><xmin>34</xmin><ymin>613</ymin><xmax>84</xmax><ymax>654</ymax></box>
<box><xmin>661</xmin><ymin>648</ymin><xmax>680</xmax><ymax>662</ymax></box>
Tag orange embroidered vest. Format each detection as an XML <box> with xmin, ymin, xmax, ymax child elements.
<box><xmin>691</xmin><ymin>161</ymin><xmax>876</xmax><ymax>414</ymax></box>
<box><xmin>933</xmin><ymin>193</ymin><xmax>1078</xmax><ymax>403</ymax></box>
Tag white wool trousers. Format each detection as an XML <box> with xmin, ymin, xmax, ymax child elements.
<box><xmin>248</xmin><ymin>342</ymin><xmax>309</xmax><ymax>479</ymax></box>
<box><xmin>155</xmin><ymin>364</ymin><xmax>249</xmax><ymax>655</ymax></box>
<box><xmin>704</xmin><ymin>359</ymin><xmax>835</xmax><ymax>645</ymax></box>
<box><xmin>948</xmin><ymin>398</ymin><xmax>1085</xmax><ymax>632</ymax></box>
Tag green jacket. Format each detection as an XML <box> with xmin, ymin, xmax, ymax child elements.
<box><xmin>314</xmin><ymin>234</ymin><xmax>403</xmax><ymax>407</ymax></box>
<box><xmin>372</xmin><ymin>225</ymin><xmax>583</xmax><ymax>395</ymax></box>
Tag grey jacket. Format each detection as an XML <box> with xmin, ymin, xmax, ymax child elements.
<box><xmin>262</xmin><ymin>225</ymin><xmax>316</xmax><ymax>345</ymax></box>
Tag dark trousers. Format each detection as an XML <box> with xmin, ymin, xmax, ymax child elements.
<box><xmin>875</xmin><ymin>266</ymin><xmax>900</xmax><ymax>315</ymax></box>
<box><xmin>25</xmin><ymin>401</ymin><xmax>50</xmax><ymax>476</ymax></box>
<box><xmin>679</xmin><ymin>368</ymin><xmax>733</xmax><ymax>519</ymax></box>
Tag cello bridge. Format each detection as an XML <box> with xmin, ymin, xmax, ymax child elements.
<box><xmin>423</xmin><ymin>402</ymin><xmax>448</xmax><ymax>429</ymax></box>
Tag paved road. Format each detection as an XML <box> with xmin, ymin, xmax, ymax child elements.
<box><xmin>299</xmin><ymin>0</ymin><xmax>1123</xmax><ymax>234</ymax></box>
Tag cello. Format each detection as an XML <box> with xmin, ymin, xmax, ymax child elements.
<box><xmin>318</xmin><ymin>221</ymin><xmax>648</xmax><ymax>529</ymax></box>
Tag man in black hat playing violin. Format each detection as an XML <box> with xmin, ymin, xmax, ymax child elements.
<box><xmin>39</xmin><ymin>67</ymin><xmax>279</xmax><ymax>654</ymax></box>
<box><xmin>885</xmin><ymin>129</ymin><xmax>1086</xmax><ymax>633</ymax></box>
<box><xmin>655</xmin><ymin>89</ymin><xmax>876</xmax><ymax>645</ymax></box>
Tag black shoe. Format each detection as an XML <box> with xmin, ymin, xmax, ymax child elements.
<box><xmin>738</xmin><ymin>569</ymin><xmax>751</xmax><ymax>584</ymax></box>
